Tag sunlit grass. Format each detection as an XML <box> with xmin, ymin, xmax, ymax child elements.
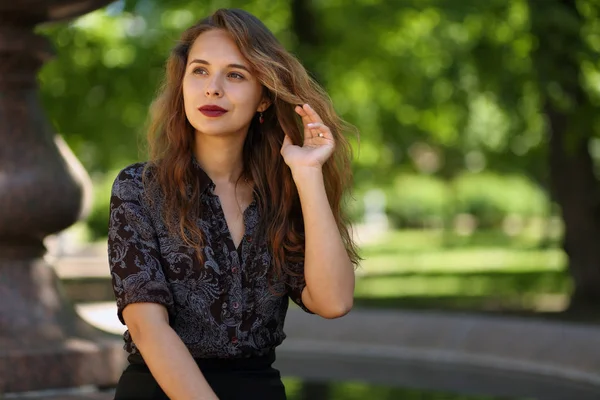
<box><xmin>283</xmin><ymin>378</ymin><xmax>525</xmax><ymax>400</ymax></box>
<box><xmin>355</xmin><ymin>271</ymin><xmax>569</xmax><ymax>298</ymax></box>
<box><xmin>358</xmin><ymin>249</ymin><xmax>565</xmax><ymax>275</ymax></box>
<box><xmin>352</xmin><ymin>229</ymin><xmax>571</xmax><ymax>313</ymax></box>
<box><xmin>360</xmin><ymin>228</ymin><xmax>560</xmax><ymax>252</ymax></box>
<box><xmin>358</xmin><ymin>229</ymin><xmax>565</xmax><ymax>275</ymax></box>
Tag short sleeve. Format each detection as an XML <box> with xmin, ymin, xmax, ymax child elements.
<box><xmin>286</xmin><ymin>261</ymin><xmax>314</xmax><ymax>314</ymax></box>
<box><xmin>107</xmin><ymin>165</ymin><xmax>174</xmax><ymax>325</ymax></box>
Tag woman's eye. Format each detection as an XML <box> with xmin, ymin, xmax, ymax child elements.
<box><xmin>229</xmin><ymin>72</ymin><xmax>245</xmax><ymax>80</ymax></box>
<box><xmin>193</xmin><ymin>68</ymin><xmax>207</xmax><ymax>75</ymax></box>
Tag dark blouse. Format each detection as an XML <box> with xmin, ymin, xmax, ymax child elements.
<box><xmin>107</xmin><ymin>161</ymin><xmax>311</xmax><ymax>360</ymax></box>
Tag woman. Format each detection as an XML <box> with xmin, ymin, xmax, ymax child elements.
<box><xmin>108</xmin><ymin>7</ymin><xmax>359</xmax><ymax>400</ymax></box>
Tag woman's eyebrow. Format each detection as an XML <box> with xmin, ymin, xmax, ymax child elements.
<box><xmin>188</xmin><ymin>59</ymin><xmax>250</xmax><ymax>72</ymax></box>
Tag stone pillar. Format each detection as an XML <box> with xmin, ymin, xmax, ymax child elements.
<box><xmin>0</xmin><ymin>1</ymin><xmax>124</xmax><ymax>393</ymax></box>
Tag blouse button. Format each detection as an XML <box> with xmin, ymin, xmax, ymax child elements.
<box><xmin>231</xmin><ymin>337</ymin><xmax>238</xmax><ymax>344</ymax></box>
<box><xmin>232</xmin><ymin>301</ymin><xmax>239</xmax><ymax>309</ymax></box>
<box><xmin>232</xmin><ymin>267</ymin><xmax>239</xmax><ymax>274</ymax></box>
<box><xmin>246</xmin><ymin>235</ymin><xmax>252</xmax><ymax>242</ymax></box>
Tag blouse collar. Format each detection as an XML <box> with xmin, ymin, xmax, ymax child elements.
<box><xmin>191</xmin><ymin>156</ymin><xmax>214</xmax><ymax>194</ymax></box>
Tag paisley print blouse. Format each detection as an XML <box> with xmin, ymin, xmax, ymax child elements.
<box><xmin>107</xmin><ymin>162</ymin><xmax>311</xmax><ymax>359</ymax></box>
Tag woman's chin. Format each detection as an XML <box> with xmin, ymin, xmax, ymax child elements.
<box><xmin>192</xmin><ymin>124</ymin><xmax>231</xmax><ymax>136</ymax></box>
<box><xmin>192</xmin><ymin>123</ymin><xmax>248</xmax><ymax>138</ymax></box>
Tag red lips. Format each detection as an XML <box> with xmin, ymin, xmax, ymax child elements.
<box><xmin>198</xmin><ymin>105</ymin><xmax>228</xmax><ymax>117</ymax></box>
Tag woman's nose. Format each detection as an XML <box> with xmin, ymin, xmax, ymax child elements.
<box><xmin>205</xmin><ymin>77</ymin><xmax>223</xmax><ymax>97</ymax></box>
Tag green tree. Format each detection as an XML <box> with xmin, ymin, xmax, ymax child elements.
<box><xmin>299</xmin><ymin>0</ymin><xmax>600</xmax><ymax>311</ymax></box>
<box><xmin>37</xmin><ymin>0</ymin><xmax>600</xmax><ymax>310</ymax></box>
<box><xmin>527</xmin><ymin>0</ymin><xmax>600</xmax><ymax>311</ymax></box>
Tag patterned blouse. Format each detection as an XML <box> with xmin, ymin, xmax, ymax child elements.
<box><xmin>107</xmin><ymin>161</ymin><xmax>311</xmax><ymax>360</ymax></box>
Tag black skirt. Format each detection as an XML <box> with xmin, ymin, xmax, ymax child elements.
<box><xmin>113</xmin><ymin>350</ymin><xmax>287</xmax><ymax>400</ymax></box>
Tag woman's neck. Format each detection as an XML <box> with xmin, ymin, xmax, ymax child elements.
<box><xmin>193</xmin><ymin>134</ymin><xmax>245</xmax><ymax>185</ymax></box>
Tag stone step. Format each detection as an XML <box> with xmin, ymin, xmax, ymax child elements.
<box><xmin>4</xmin><ymin>389</ymin><xmax>115</xmax><ymax>400</ymax></box>
<box><xmin>53</xmin><ymin>257</ymin><xmax>113</xmax><ymax>303</ymax></box>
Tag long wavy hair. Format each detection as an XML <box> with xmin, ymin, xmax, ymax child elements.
<box><xmin>144</xmin><ymin>8</ymin><xmax>360</xmax><ymax>282</ymax></box>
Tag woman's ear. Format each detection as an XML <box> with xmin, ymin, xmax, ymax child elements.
<box><xmin>257</xmin><ymin>98</ymin><xmax>272</xmax><ymax>113</ymax></box>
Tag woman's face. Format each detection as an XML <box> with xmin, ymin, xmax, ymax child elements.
<box><xmin>182</xmin><ymin>29</ymin><xmax>268</xmax><ymax>138</ymax></box>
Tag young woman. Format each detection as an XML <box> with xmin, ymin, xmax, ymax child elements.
<box><xmin>108</xmin><ymin>8</ymin><xmax>359</xmax><ymax>400</ymax></box>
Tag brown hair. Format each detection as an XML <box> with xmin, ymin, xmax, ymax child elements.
<box><xmin>144</xmin><ymin>8</ymin><xmax>359</xmax><ymax>282</ymax></box>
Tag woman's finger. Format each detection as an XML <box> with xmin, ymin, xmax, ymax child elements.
<box><xmin>302</xmin><ymin>103</ymin><xmax>324</xmax><ymax>124</ymax></box>
<box><xmin>307</xmin><ymin>122</ymin><xmax>331</xmax><ymax>139</ymax></box>
<box><xmin>295</xmin><ymin>105</ymin><xmax>313</xmax><ymax>128</ymax></box>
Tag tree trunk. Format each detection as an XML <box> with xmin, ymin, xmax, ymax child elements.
<box><xmin>529</xmin><ymin>0</ymin><xmax>600</xmax><ymax>311</ymax></box>
<box><xmin>547</xmin><ymin>108</ymin><xmax>600</xmax><ymax>311</ymax></box>
<box><xmin>290</xmin><ymin>0</ymin><xmax>324</xmax><ymax>84</ymax></box>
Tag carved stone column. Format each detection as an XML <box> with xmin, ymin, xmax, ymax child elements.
<box><xmin>0</xmin><ymin>0</ymin><xmax>124</xmax><ymax>393</ymax></box>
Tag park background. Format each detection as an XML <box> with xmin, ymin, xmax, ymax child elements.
<box><xmin>28</xmin><ymin>0</ymin><xmax>600</xmax><ymax>398</ymax></box>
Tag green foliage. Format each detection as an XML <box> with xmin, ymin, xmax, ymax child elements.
<box><xmin>354</xmin><ymin>229</ymin><xmax>570</xmax><ymax>315</ymax></box>
<box><xmin>350</xmin><ymin>172</ymin><xmax>549</xmax><ymax>231</ymax></box>
<box><xmin>284</xmin><ymin>378</ymin><xmax>517</xmax><ymax>400</ymax></box>
<box><xmin>87</xmin><ymin>170</ymin><xmax>121</xmax><ymax>240</ymax></box>
<box><xmin>386</xmin><ymin>174</ymin><xmax>452</xmax><ymax>228</ymax></box>
<box><xmin>343</xmin><ymin>187</ymin><xmax>368</xmax><ymax>224</ymax></box>
<box><xmin>451</xmin><ymin>172</ymin><xmax>550</xmax><ymax>228</ymax></box>
<box><xmin>32</xmin><ymin>0</ymin><xmax>600</xmax><ymax>238</ymax></box>
<box><xmin>36</xmin><ymin>0</ymin><xmax>294</xmax><ymax>172</ymax></box>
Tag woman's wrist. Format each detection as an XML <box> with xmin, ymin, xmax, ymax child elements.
<box><xmin>290</xmin><ymin>165</ymin><xmax>323</xmax><ymax>184</ymax></box>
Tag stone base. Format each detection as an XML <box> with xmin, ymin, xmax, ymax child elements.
<box><xmin>0</xmin><ymin>258</ymin><xmax>126</xmax><ymax>393</ymax></box>
<box><xmin>3</xmin><ymin>388</ymin><xmax>115</xmax><ymax>400</ymax></box>
<box><xmin>0</xmin><ymin>336</ymin><xmax>125</xmax><ymax>393</ymax></box>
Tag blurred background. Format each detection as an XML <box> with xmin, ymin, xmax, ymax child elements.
<box><xmin>25</xmin><ymin>0</ymin><xmax>600</xmax><ymax>398</ymax></box>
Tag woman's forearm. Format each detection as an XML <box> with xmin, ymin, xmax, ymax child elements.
<box><xmin>292</xmin><ymin>167</ymin><xmax>355</xmax><ymax>318</ymax></box>
<box><xmin>134</xmin><ymin>323</ymin><xmax>218</xmax><ymax>400</ymax></box>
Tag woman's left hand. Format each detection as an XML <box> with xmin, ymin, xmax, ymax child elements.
<box><xmin>280</xmin><ymin>103</ymin><xmax>335</xmax><ymax>171</ymax></box>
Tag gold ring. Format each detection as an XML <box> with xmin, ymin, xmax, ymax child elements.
<box><xmin>318</xmin><ymin>133</ymin><xmax>324</xmax><ymax>138</ymax></box>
